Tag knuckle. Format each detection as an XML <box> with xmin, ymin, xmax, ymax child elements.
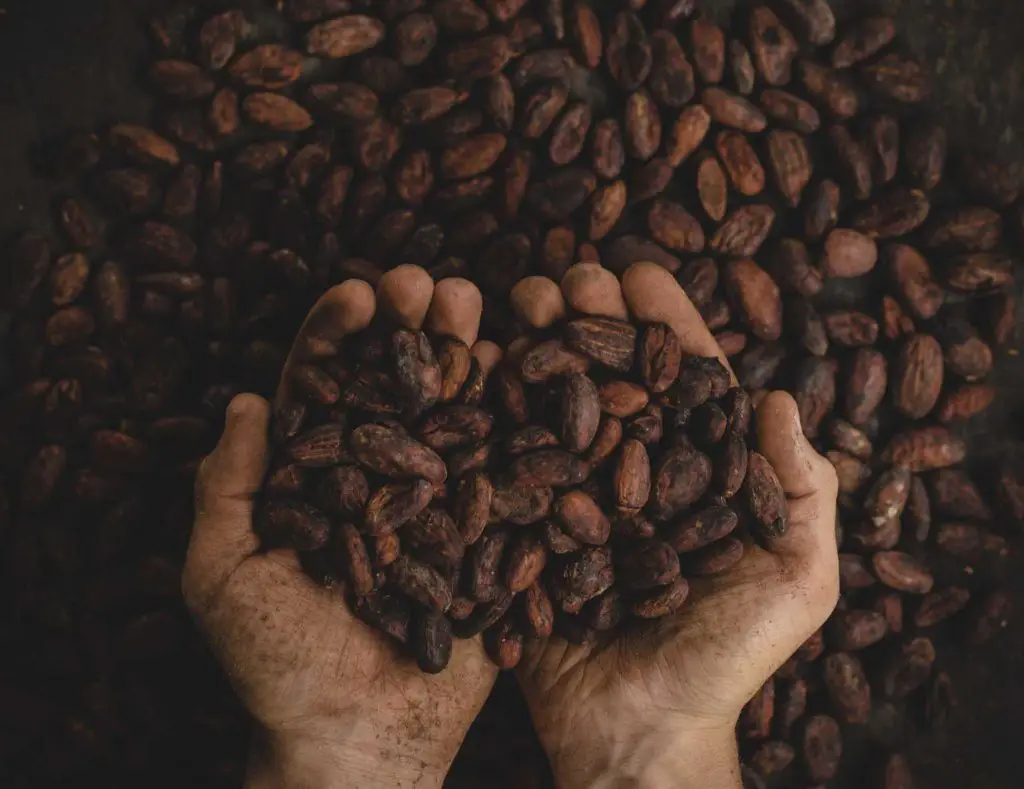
<box><xmin>816</xmin><ymin>456</ymin><xmax>840</xmax><ymax>499</ymax></box>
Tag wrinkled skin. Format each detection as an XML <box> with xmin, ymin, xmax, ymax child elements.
<box><xmin>512</xmin><ymin>264</ymin><xmax>840</xmax><ymax>789</ymax></box>
<box><xmin>183</xmin><ymin>272</ymin><xmax>497</xmax><ymax>789</ymax></box>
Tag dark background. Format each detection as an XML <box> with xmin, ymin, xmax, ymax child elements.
<box><xmin>1</xmin><ymin>1</ymin><xmax>1023</xmax><ymax>787</ymax></box>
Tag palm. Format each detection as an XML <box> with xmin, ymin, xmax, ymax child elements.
<box><xmin>521</xmin><ymin>544</ymin><xmax>830</xmax><ymax>749</ymax></box>
<box><xmin>210</xmin><ymin>554</ymin><xmax>496</xmax><ymax>744</ymax></box>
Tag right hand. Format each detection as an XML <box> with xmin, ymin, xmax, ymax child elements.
<box><xmin>512</xmin><ymin>263</ymin><xmax>840</xmax><ymax>789</ymax></box>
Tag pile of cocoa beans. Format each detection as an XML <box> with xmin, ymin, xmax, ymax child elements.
<box><xmin>262</xmin><ymin>312</ymin><xmax>787</xmax><ymax>672</ymax></box>
<box><xmin>1</xmin><ymin>0</ymin><xmax>1023</xmax><ymax>786</ymax></box>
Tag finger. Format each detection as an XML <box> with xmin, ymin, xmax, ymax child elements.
<box><xmin>471</xmin><ymin>340</ymin><xmax>503</xmax><ymax>374</ymax></box>
<box><xmin>425</xmin><ymin>277</ymin><xmax>484</xmax><ymax>346</ymax></box>
<box><xmin>561</xmin><ymin>263</ymin><xmax>629</xmax><ymax>319</ymax></box>
<box><xmin>277</xmin><ymin>280</ymin><xmax>376</xmax><ymax>405</ymax></box>
<box><xmin>376</xmin><ymin>264</ymin><xmax>434</xmax><ymax>330</ymax></box>
<box><xmin>756</xmin><ymin>391</ymin><xmax>836</xmax><ymax>500</ymax></box>
<box><xmin>185</xmin><ymin>394</ymin><xmax>271</xmax><ymax>610</ymax></box>
<box><xmin>620</xmin><ymin>262</ymin><xmax>734</xmax><ymax>379</ymax></box>
<box><xmin>755</xmin><ymin>390</ymin><xmax>840</xmax><ymax>565</ymax></box>
<box><xmin>510</xmin><ymin>276</ymin><xmax>565</xmax><ymax>330</ymax></box>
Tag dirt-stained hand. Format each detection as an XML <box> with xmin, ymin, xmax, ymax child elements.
<box><xmin>183</xmin><ymin>266</ymin><xmax>497</xmax><ymax>789</ymax></box>
<box><xmin>512</xmin><ymin>263</ymin><xmax>840</xmax><ymax>789</ymax></box>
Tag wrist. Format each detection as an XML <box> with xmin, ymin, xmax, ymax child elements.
<box><xmin>548</xmin><ymin>717</ymin><xmax>740</xmax><ymax>789</ymax></box>
<box><xmin>246</xmin><ymin>720</ymin><xmax>448</xmax><ymax>789</ymax></box>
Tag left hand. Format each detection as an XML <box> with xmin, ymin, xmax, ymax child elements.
<box><xmin>183</xmin><ymin>268</ymin><xmax>499</xmax><ymax>789</ymax></box>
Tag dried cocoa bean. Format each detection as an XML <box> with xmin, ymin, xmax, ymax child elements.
<box><xmin>823</xmin><ymin>652</ymin><xmax>871</xmax><ymax>724</ymax></box>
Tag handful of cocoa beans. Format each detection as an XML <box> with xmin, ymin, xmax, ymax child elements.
<box><xmin>256</xmin><ymin>310</ymin><xmax>788</xmax><ymax>672</ymax></box>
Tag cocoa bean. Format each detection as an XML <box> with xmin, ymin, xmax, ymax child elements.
<box><xmin>504</xmin><ymin>534</ymin><xmax>548</xmax><ymax>593</ymax></box>
<box><xmin>690</xmin><ymin>15</ymin><xmax>726</xmax><ymax>84</ymax></box>
<box><xmin>554</xmin><ymin>490</ymin><xmax>611</xmax><ymax>545</ymax></box>
<box><xmin>768</xmin><ymin>129</ymin><xmax>813</xmax><ymax>206</ymax></box>
<box><xmin>862</xmin><ymin>53</ymin><xmax>930</xmax><ymax>103</ymax></box>
<box><xmin>750</xmin><ymin>6</ymin><xmax>797</xmax><ymax>85</ymax></box>
<box><xmin>724</xmin><ymin>259</ymin><xmax>783</xmax><ymax>341</ymax></box>
<box><xmin>365</xmin><ymin>480</ymin><xmax>434</xmax><ymax>536</ymax></box>
<box><xmin>412</xmin><ymin>609</ymin><xmax>453</xmax><ymax>674</ymax></box>
<box><xmin>829</xmin><ymin>610</ymin><xmax>888</xmax><ymax>651</ymax></box>
<box><xmin>650</xmin><ymin>30</ymin><xmax>696</xmax><ymax>107</ymax></box>
<box><xmin>803</xmin><ymin>715</ymin><xmax>842</xmax><ymax>784</ymax></box>
<box><xmin>257</xmin><ymin>500</ymin><xmax>331</xmax><ymax>551</ymax></box>
<box><xmin>823</xmin><ymin>652</ymin><xmax>872</xmax><ymax>724</ymax></box>
<box><xmin>696</xmin><ymin>153</ymin><xmax>729</xmax><ymax>222</ymax></box>
<box><xmin>711</xmin><ymin>205</ymin><xmax>776</xmax><ymax>257</ymax></box>
<box><xmin>717</xmin><ymin>130</ymin><xmax>766</xmax><ymax>196</ymax></box>
<box><xmin>825</xmin><ymin>311</ymin><xmax>879</xmax><ymax>348</ymax></box>
<box><xmin>883</xmin><ymin>637</ymin><xmax>936</xmax><ymax>699</ymax></box>
<box><xmin>800</xmin><ymin>60</ymin><xmax>858</xmax><ymax>118</ymax></box>
<box><xmin>872</xmin><ymin>551</ymin><xmax>934</xmax><ymax>594</ymax></box>
<box><xmin>686</xmin><ymin>536</ymin><xmax>744</xmax><ymax>576</ymax></box>
<box><xmin>491</xmin><ymin>484</ymin><xmax>554</xmax><ymax>525</ymax></box>
<box><xmin>631</xmin><ymin>577</ymin><xmax>690</xmax><ymax>618</ymax></box>
<box><xmin>743</xmin><ymin>452</ymin><xmax>789</xmax><ymax>539</ymax></box>
<box><xmin>666</xmin><ymin>105</ymin><xmax>711</xmax><ymax>167</ymax></box>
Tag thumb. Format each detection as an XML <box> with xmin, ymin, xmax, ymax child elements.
<box><xmin>755</xmin><ymin>391</ymin><xmax>840</xmax><ymax>572</ymax></box>
<box><xmin>184</xmin><ymin>393</ymin><xmax>271</xmax><ymax>612</ymax></box>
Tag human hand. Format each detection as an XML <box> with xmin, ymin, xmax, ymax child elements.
<box><xmin>512</xmin><ymin>262</ymin><xmax>840</xmax><ymax>789</ymax></box>
<box><xmin>182</xmin><ymin>266</ymin><xmax>499</xmax><ymax>789</ymax></box>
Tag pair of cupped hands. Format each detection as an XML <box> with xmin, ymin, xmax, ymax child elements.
<box><xmin>183</xmin><ymin>261</ymin><xmax>840</xmax><ymax>789</ymax></box>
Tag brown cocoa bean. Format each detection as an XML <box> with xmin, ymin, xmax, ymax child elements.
<box><xmin>905</xmin><ymin>120</ymin><xmax>947</xmax><ymax>188</ymax></box>
<box><xmin>750</xmin><ymin>6</ymin><xmax>798</xmax><ymax>85</ymax></box>
<box><xmin>724</xmin><ymin>258</ymin><xmax>783</xmax><ymax>341</ymax></box>
<box><xmin>257</xmin><ymin>500</ymin><xmax>331</xmax><ymax>551</ymax></box>
<box><xmin>915</xmin><ymin>587</ymin><xmax>971</xmax><ymax>628</ymax></box>
<box><xmin>894</xmin><ymin>334</ymin><xmax>944</xmax><ymax>419</ymax></box>
<box><xmin>799</xmin><ymin>60</ymin><xmax>858</xmax><ymax>118</ymax></box>
<box><xmin>666</xmin><ymin>105</ymin><xmax>711</xmax><ymax>167</ymax></box>
<box><xmin>803</xmin><ymin>715</ymin><xmax>842</xmax><ymax>784</ymax></box>
<box><xmin>315</xmin><ymin>466</ymin><xmax>369</xmax><ymax>517</ymax></box>
<box><xmin>650</xmin><ymin>29</ymin><xmax>696</xmax><ymax>107</ymax></box>
<box><xmin>824</xmin><ymin>311</ymin><xmax>879</xmax><ymax>347</ymax></box>
<box><xmin>690</xmin><ymin>15</ymin><xmax>726</xmax><ymax>84</ymax></box>
<box><xmin>696</xmin><ymin>153</ymin><xmax>729</xmax><ymax>222</ymax></box>
<box><xmin>823</xmin><ymin>652</ymin><xmax>871</xmax><ymax>724</ymax></box>
<box><xmin>743</xmin><ymin>451</ymin><xmax>789</xmax><ymax>539</ymax></box>
<box><xmin>504</xmin><ymin>533</ymin><xmax>548</xmax><ymax>593</ymax></box>
<box><xmin>606</xmin><ymin>11</ymin><xmax>652</xmax><ymax>90</ymax></box>
<box><xmin>710</xmin><ymin>204</ymin><xmax>776</xmax><ymax>257</ymax></box>
<box><xmin>883</xmin><ymin>637</ymin><xmax>936</xmax><ymax>699</ymax></box>
<box><xmin>862</xmin><ymin>53</ymin><xmax>930</xmax><ymax>103</ymax></box>
<box><xmin>882</xmin><ymin>427</ymin><xmax>966</xmax><ymax>472</ymax></box>
<box><xmin>686</xmin><ymin>535</ymin><xmax>744</xmax><ymax>576</ymax></box>
<box><xmin>631</xmin><ymin>577</ymin><xmax>690</xmax><ymax>618</ymax></box>
<box><xmin>599</xmin><ymin>381</ymin><xmax>649</xmax><ymax>418</ymax></box>
<box><xmin>467</xmin><ymin>529</ymin><xmax>510</xmax><ymax>603</ymax></box>
<box><xmin>509</xmin><ymin>449</ymin><xmax>587</xmax><ymax>487</ymax></box>
<box><xmin>523</xmin><ymin>581</ymin><xmax>555</xmax><ymax>637</ymax></box>
<box><xmin>872</xmin><ymin>551</ymin><xmax>934</xmax><ymax>594</ymax></box>
<box><xmin>491</xmin><ymin>485</ymin><xmax>553</xmax><ymax>525</ymax></box>
<box><xmin>850</xmin><ymin>188</ymin><xmax>931</xmax><ymax>239</ymax></box>
<box><xmin>716</xmin><ymin>130</ymin><xmax>765</xmax><ymax>196</ymax></box>
<box><xmin>554</xmin><ymin>490</ymin><xmax>611</xmax><ymax>545</ymax></box>
<box><xmin>365</xmin><ymin>480</ymin><xmax>434</xmax><ymax>536</ymax></box>
<box><xmin>829</xmin><ymin>610</ymin><xmax>888</xmax><ymax>651</ymax></box>
<box><xmin>648</xmin><ymin>201</ymin><xmax>705</xmax><ymax>253</ymax></box>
